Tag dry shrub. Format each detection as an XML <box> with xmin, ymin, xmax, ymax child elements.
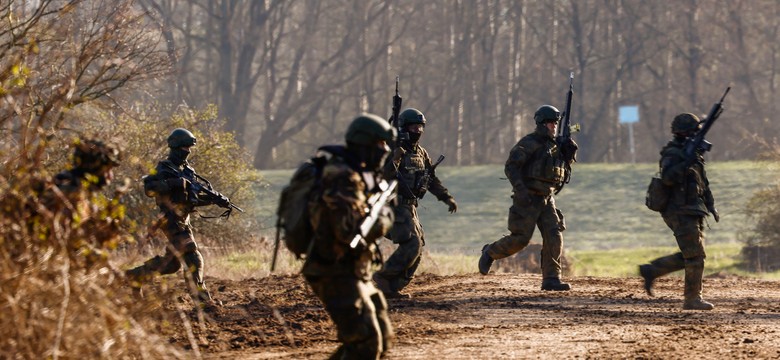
<box><xmin>0</xmin><ymin>168</ymin><xmax>187</xmax><ymax>359</ymax></box>
<box><xmin>741</xmin><ymin>142</ymin><xmax>780</xmax><ymax>271</ymax></box>
<box><xmin>0</xmin><ymin>1</ymin><xmax>219</xmax><ymax>358</ymax></box>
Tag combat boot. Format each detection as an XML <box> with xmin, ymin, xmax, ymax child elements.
<box><xmin>541</xmin><ymin>277</ymin><xmax>571</xmax><ymax>291</ymax></box>
<box><xmin>373</xmin><ymin>273</ymin><xmax>410</xmax><ymax>299</ymax></box>
<box><xmin>640</xmin><ymin>253</ymin><xmax>686</xmax><ymax>297</ymax></box>
<box><xmin>638</xmin><ymin>264</ymin><xmax>656</xmax><ymax>296</ymax></box>
<box><xmin>373</xmin><ymin>273</ymin><xmax>392</xmax><ymax>293</ymax></box>
<box><xmin>478</xmin><ymin>244</ymin><xmax>494</xmax><ymax>275</ymax></box>
<box><xmin>682</xmin><ymin>262</ymin><xmax>714</xmax><ymax>311</ymax></box>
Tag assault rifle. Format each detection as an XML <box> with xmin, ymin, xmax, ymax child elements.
<box><xmin>683</xmin><ymin>87</ymin><xmax>730</xmax><ymax>162</ymax></box>
<box><xmin>180</xmin><ymin>166</ymin><xmax>244</xmax><ymax>217</ymax></box>
<box><xmin>349</xmin><ymin>180</ymin><xmax>398</xmax><ymax>249</ymax></box>
<box><xmin>415</xmin><ymin>154</ymin><xmax>445</xmax><ymax>200</ymax></box>
<box><xmin>387</xmin><ymin>76</ymin><xmax>416</xmax><ymax>200</ymax></box>
<box><xmin>554</xmin><ymin>72</ymin><xmax>580</xmax><ymax>194</ymax></box>
<box><xmin>390</xmin><ymin>76</ymin><xmax>407</xmax><ymax>144</ymax></box>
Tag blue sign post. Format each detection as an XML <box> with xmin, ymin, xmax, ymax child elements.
<box><xmin>619</xmin><ymin>105</ymin><xmax>639</xmax><ymax>163</ymax></box>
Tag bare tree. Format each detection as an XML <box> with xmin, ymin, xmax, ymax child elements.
<box><xmin>0</xmin><ymin>0</ymin><xmax>169</xmax><ymax>171</ymax></box>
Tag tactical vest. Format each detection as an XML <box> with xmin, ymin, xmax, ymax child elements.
<box><xmin>662</xmin><ymin>143</ymin><xmax>708</xmax><ymax>214</ymax></box>
<box><xmin>522</xmin><ymin>136</ymin><xmax>566</xmax><ymax>194</ymax></box>
<box><xmin>398</xmin><ymin>147</ymin><xmax>426</xmax><ymax>198</ymax></box>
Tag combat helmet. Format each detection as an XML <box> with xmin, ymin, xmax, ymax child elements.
<box><xmin>72</xmin><ymin>138</ymin><xmax>121</xmax><ymax>172</ymax></box>
<box><xmin>534</xmin><ymin>105</ymin><xmax>561</xmax><ymax>124</ymax></box>
<box><xmin>671</xmin><ymin>113</ymin><xmax>700</xmax><ymax>134</ymax></box>
<box><xmin>167</xmin><ymin>128</ymin><xmax>197</xmax><ymax>148</ymax></box>
<box><xmin>345</xmin><ymin>114</ymin><xmax>396</xmax><ymax>145</ymax></box>
<box><xmin>398</xmin><ymin>108</ymin><xmax>426</xmax><ymax>127</ymax></box>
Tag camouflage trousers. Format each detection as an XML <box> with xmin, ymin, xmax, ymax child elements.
<box><xmin>485</xmin><ymin>192</ymin><xmax>565</xmax><ymax>279</ymax></box>
<box><xmin>126</xmin><ymin>212</ymin><xmax>212</xmax><ymax>301</ymax></box>
<box><xmin>305</xmin><ymin>274</ymin><xmax>394</xmax><ymax>360</ymax></box>
<box><xmin>646</xmin><ymin>213</ymin><xmax>706</xmax><ymax>275</ymax></box>
<box><xmin>376</xmin><ymin>204</ymin><xmax>423</xmax><ymax>292</ymax></box>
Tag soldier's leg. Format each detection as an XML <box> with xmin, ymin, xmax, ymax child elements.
<box><xmin>306</xmin><ymin>275</ymin><xmax>384</xmax><ymax>359</ymax></box>
<box><xmin>376</xmin><ymin>205</ymin><xmax>421</xmax><ymax>295</ymax></box>
<box><xmin>125</xmin><ymin>248</ymin><xmax>181</xmax><ymax>286</ymax></box>
<box><xmin>479</xmin><ymin>195</ymin><xmax>541</xmax><ymax>274</ymax></box>
<box><xmin>675</xmin><ymin>216</ymin><xmax>712</xmax><ymax>310</ymax></box>
<box><xmin>639</xmin><ymin>213</ymin><xmax>686</xmax><ymax>296</ymax></box>
<box><xmin>639</xmin><ymin>252</ymin><xmax>685</xmax><ymax>296</ymax></box>
<box><xmin>173</xmin><ymin>230</ymin><xmax>214</xmax><ymax>303</ymax></box>
<box><xmin>369</xmin><ymin>287</ymin><xmax>395</xmax><ymax>357</ymax></box>
<box><xmin>538</xmin><ymin>198</ymin><xmax>569</xmax><ymax>290</ymax></box>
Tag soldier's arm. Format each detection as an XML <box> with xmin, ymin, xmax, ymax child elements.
<box><xmin>319</xmin><ymin>165</ymin><xmax>366</xmax><ymax>250</ymax></box>
<box><xmin>421</xmin><ymin>147</ymin><xmax>453</xmax><ymax>202</ymax></box>
<box><xmin>382</xmin><ymin>150</ymin><xmax>399</xmax><ymax>180</ymax></box>
<box><xmin>143</xmin><ymin>162</ymin><xmax>186</xmax><ymax>197</ymax></box>
<box><xmin>660</xmin><ymin>151</ymin><xmax>687</xmax><ymax>186</ymax></box>
<box><xmin>504</xmin><ymin>139</ymin><xmax>535</xmax><ymax>191</ymax></box>
<box><xmin>700</xmin><ymin>162</ymin><xmax>716</xmax><ymax>209</ymax></box>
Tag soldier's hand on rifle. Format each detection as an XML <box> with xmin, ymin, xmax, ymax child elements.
<box><xmin>560</xmin><ymin>138</ymin><xmax>579</xmax><ymax>164</ymax></box>
<box><xmin>392</xmin><ymin>147</ymin><xmax>406</xmax><ymax>164</ymax></box>
<box><xmin>445</xmin><ymin>197</ymin><xmax>458</xmax><ymax>213</ymax></box>
<box><xmin>215</xmin><ymin>194</ymin><xmax>231</xmax><ymax>208</ymax></box>
<box><xmin>167</xmin><ymin>177</ymin><xmax>190</xmax><ymax>190</ymax></box>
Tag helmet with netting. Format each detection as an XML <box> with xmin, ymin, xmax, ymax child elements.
<box><xmin>72</xmin><ymin>138</ymin><xmax>121</xmax><ymax>171</ymax></box>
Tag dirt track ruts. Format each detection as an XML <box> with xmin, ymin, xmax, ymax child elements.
<box><xmin>162</xmin><ymin>273</ymin><xmax>780</xmax><ymax>359</ymax></box>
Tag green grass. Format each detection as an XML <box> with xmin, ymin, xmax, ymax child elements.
<box><xmin>241</xmin><ymin>161</ymin><xmax>780</xmax><ymax>278</ymax></box>
<box><xmin>568</xmin><ymin>242</ymin><xmax>742</xmax><ymax>278</ymax></box>
<box><xmin>258</xmin><ymin>161</ymin><xmax>778</xmax><ymax>252</ymax></box>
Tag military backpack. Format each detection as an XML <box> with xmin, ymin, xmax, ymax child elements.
<box><xmin>276</xmin><ymin>151</ymin><xmax>329</xmax><ymax>258</ymax></box>
<box><xmin>645</xmin><ymin>173</ymin><xmax>671</xmax><ymax>212</ymax></box>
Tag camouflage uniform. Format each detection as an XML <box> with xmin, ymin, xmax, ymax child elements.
<box><xmin>126</xmin><ymin>129</ymin><xmax>223</xmax><ymax>304</ymax></box>
<box><xmin>374</xmin><ymin>142</ymin><xmax>454</xmax><ymax>296</ymax></box>
<box><xmin>303</xmin><ymin>149</ymin><xmax>395</xmax><ymax>359</ymax></box>
<box><xmin>478</xmin><ymin>106</ymin><xmax>576</xmax><ymax>290</ymax></box>
<box><xmin>640</xmin><ymin>113</ymin><xmax>717</xmax><ymax>310</ymax></box>
<box><xmin>41</xmin><ymin>139</ymin><xmax>121</xmax><ymax>265</ymax></box>
<box><xmin>303</xmin><ymin>114</ymin><xmax>396</xmax><ymax>359</ymax></box>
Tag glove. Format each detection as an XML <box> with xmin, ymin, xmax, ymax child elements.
<box><xmin>392</xmin><ymin>147</ymin><xmax>406</xmax><ymax>163</ymax></box>
<box><xmin>560</xmin><ymin>138</ymin><xmax>579</xmax><ymax>163</ymax></box>
<box><xmin>710</xmin><ymin>207</ymin><xmax>720</xmax><ymax>222</ymax></box>
<box><xmin>445</xmin><ymin>197</ymin><xmax>458</xmax><ymax>213</ymax></box>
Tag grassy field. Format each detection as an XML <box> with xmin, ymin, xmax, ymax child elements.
<box><xmin>232</xmin><ymin>160</ymin><xmax>780</xmax><ymax>278</ymax></box>
<box><xmin>257</xmin><ymin>161</ymin><xmax>778</xmax><ymax>253</ymax></box>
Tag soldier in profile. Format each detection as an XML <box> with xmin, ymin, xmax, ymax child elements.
<box><xmin>639</xmin><ymin>113</ymin><xmax>718</xmax><ymax>310</ymax></box>
<box><xmin>125</xmin><ymin>128</ymin><xmax>229</xmax><ymax>307</ymax></box>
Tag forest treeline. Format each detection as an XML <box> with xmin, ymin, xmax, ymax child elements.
<box><xmin>140</xmin><ymin>0</ymin><xmax>779</xmax><ymax>168</ymax></box>
<box><xmin>3</xmin><ymin>1</ymin><xmax>778</xmax><ymax>168</ymax></box>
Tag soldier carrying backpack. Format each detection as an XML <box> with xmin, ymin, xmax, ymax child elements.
<box><xmin>277</xmin><ymin>114</ymin><xmax>397</xmax><ymax>359</ymax></box>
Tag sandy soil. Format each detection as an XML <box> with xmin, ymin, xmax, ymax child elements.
<box><xmin>164</xmin><ymin>272</ymin><xmax>780</xmax><ymax>359</ymax></box>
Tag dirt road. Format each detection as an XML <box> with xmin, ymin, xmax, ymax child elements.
<box><xmin>167</xmin><ymin>273</ymin><xmax>780</xmax><ymax>359</ymax></box>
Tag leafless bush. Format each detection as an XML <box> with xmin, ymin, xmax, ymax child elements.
<box><xmin>0</xmin><ymin>1</ymin><xmax>193</xmax><ymax>358</ymax></box>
